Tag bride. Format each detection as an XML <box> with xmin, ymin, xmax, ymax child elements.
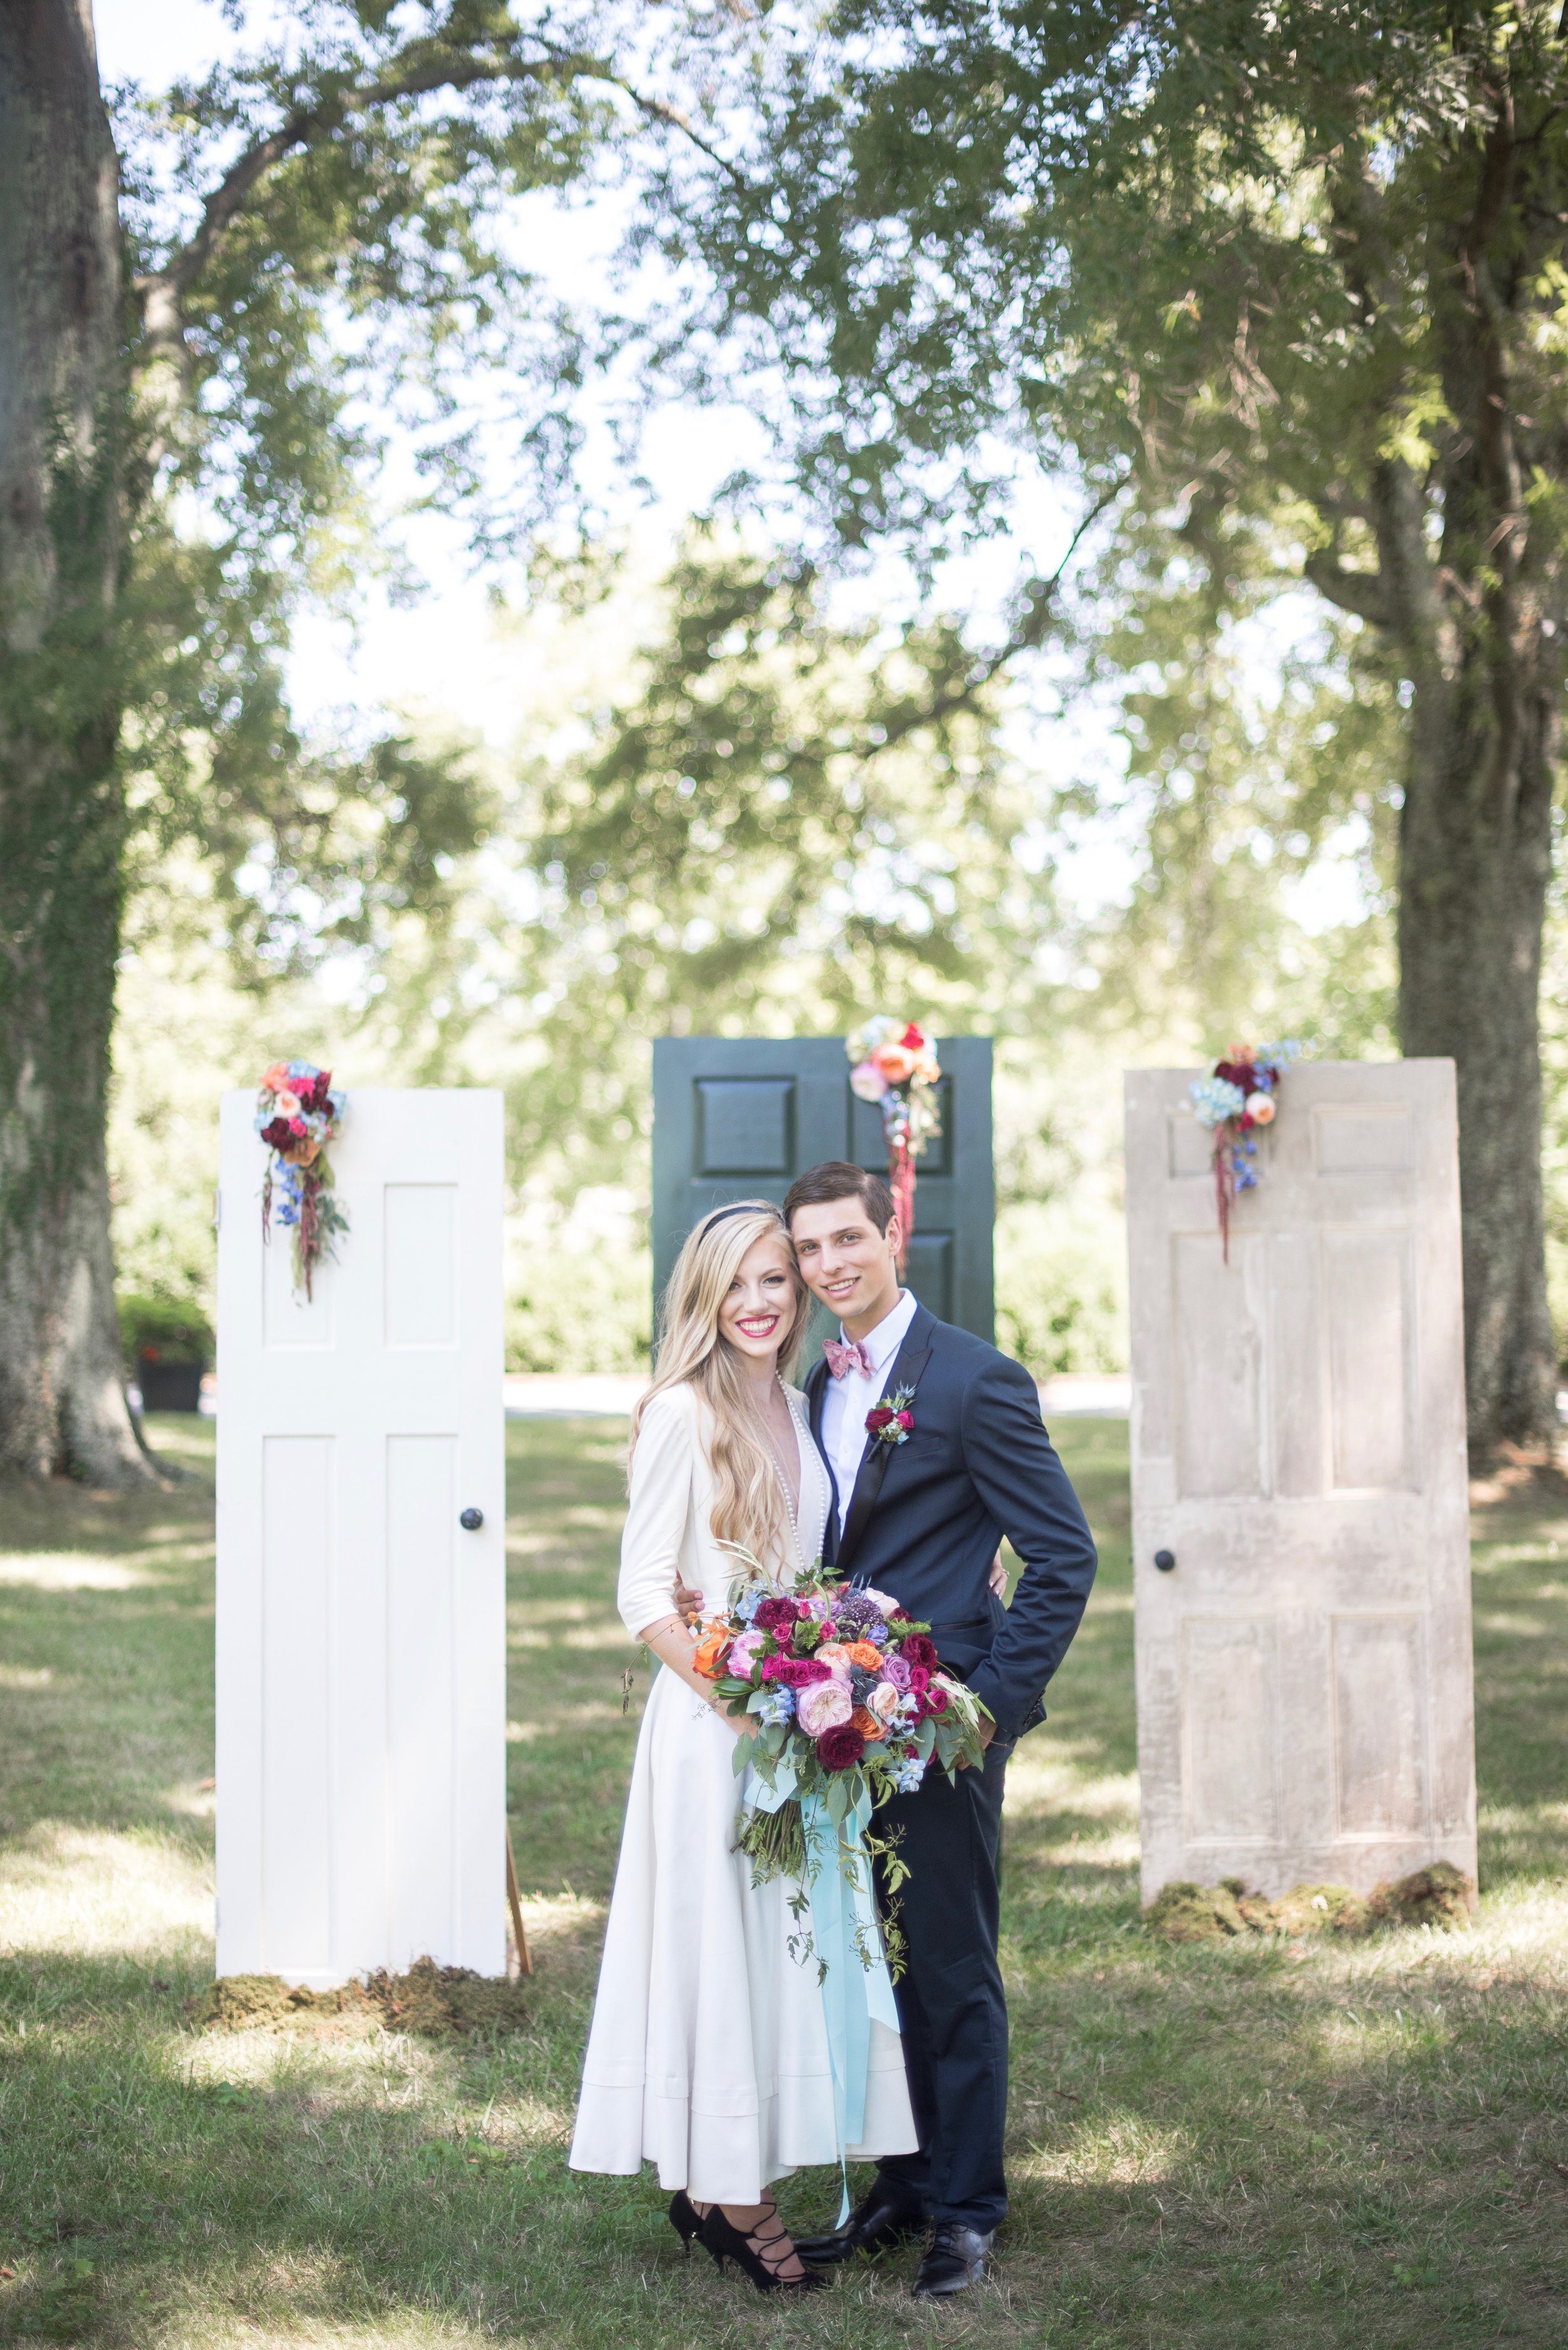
<box><xmin>569</xmin><ymin>1200</ymin><xmax>916</xmax><ymax>2290</ymax></box>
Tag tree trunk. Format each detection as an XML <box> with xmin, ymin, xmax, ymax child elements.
<box><xmin>0</xmin><ymin>2</ymin><xmax>143</xmax><ymax>1481</ymax></box>
<box><xmin>1398</xmin><ymin>634</ymin><xmax>1559</xmax><ymax>1459</ymax></box>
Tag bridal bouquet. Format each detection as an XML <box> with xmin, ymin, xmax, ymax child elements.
<box><xmin>692</xmin><ymin>1566</ymin><xmax>985</xmax><ymax>1908</ymax></box>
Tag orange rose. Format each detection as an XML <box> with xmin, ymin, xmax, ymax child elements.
<box><xmin>872</xmin><ymin>1041</ymin><xmax>918</xmax><ymax>1083</ymax></box>
<box><xmin>850</xmin><ymin>1706</ymin><xmax>882</xmax><ymax>1739</ymax></box>
<box><xmin>845</xmin><ymin>1640</ymin><xmax>884</xmax><ymax>1671</ymax></box>
<box><xmin>262</xmin><ymin>1060</ymin><xmax>291</xmax><ymax>1092</ymax></box>
<box><xmin>692</xmin><ymin>1626</ymin><xmax>733</xmax><ymax>1679</ymax></box>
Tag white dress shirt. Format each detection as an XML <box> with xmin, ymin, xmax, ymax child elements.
<box><xmin>819</xmin><ymin>1287</ymin><xmax>919</xmax><ymax>1536</ymax></box>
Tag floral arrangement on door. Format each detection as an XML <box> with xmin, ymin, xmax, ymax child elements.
<box><xmin>255</xmin><ymin>1059</ymin><xmax>347</xmax><ymax>1298</ymax></box>
<box><xmin>846</xmin><ymin>1018</ymin><xmax>942</xmax><ymax>1270</ymax></box>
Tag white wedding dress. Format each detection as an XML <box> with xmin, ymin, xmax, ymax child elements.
<box><xmin>568</xmin><ymin>1379</ymin><xmax>917</xmax><ymax>2203</ymax></box>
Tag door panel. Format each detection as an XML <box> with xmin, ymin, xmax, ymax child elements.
<box><xmin>1332</xmin><ymin>1613</ymin><xmax>1426</xmax><ymax>1837</ymax></box>
<box><xmin>1126</xmin><ymin>1060</ymin><xmax>1475</xmax><ymax>1901</ymax></box>
<box><xmin>1180</xmin><ymin>1617</ymin><xmax>1279</xmax><ymax>1844</ymax></box>
<box><xmin>652</xmin><ymin>1038</ymin><xmax>993</xmax><ymax>1341</ymax></box>
<box><xmin>218</xmin><ymin>1088</ymin><xmax>505</xmax><ymax>1986</ymax></box>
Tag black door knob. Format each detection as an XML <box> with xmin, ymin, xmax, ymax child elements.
<box><xmin>1153</xmin><ymin>1548</ymin><xmax>1176</xmax><ymax>1573</ymax></box>
<box><xmin>459</xmin><ymin>1507</ymin><xmax>484</xmax><ymax>1531</ymax></box>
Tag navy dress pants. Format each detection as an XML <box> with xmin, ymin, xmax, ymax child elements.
<box><xmin>873</xmin><ymin>1736</ymin><xmax>1012</xmax><ymax>2230</ymax></box>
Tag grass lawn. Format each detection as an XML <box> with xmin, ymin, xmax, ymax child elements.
<box><xmin>1</xmin><ymin>1413</ymin><xmax>1565</xmax><ymax>2346</ymax></box>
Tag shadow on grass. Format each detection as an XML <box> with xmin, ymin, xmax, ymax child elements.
<box><xmin>2</xmin><ymin>1413</ymin><xmax>1567</xmax><ymax>2347</ymax></box>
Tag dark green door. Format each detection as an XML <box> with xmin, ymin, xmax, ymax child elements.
<box><xmin>651</xmin><ymin>1036</ymin><xmax>993</xmax><ymax>1341</ymax></box>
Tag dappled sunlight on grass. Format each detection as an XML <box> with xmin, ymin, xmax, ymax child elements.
<box><xmin>0</xmin><ymin>1822</ymin><xmax>213</xmax><ymax>1957</ymax></box>
<box><xmin>0</xmin><ymin>1551</ymin><xmax>161</xmax><ymax>1590</ymax></box>
<box><xmin>0</xmin><ymin>1412</ymin><xmax>1565</xmax><ymax>2345</ymax></box>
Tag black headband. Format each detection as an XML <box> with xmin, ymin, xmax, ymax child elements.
<box><xmin>700</xmin><ymin>1202</ymin><xmax>778</xmax><ymax>1235</ymax></box>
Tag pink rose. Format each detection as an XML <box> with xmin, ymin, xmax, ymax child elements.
<box><xmin>797</xmin><ymin>1680</ymin><xmax>853</xmax><ymax>1737</ymax></box>
<box><xmin>726</xmin><ymin>1630</ymin><xmax>766</xmax><ymax>1681</ymax></box>
<box><xmin>869</xmin><ymin>1682</ymin><xmax>903</xmax><ymax>1725</ymax></box>
<box><xmin>859</xmin><ymin>1587</ymin><xmax>902</xmax><ymax>1619</ymax></box>
<box><xmin>814</xmin><ymin>1642</ymin><xmax>854</xmax><ymax>1683</ymax></box>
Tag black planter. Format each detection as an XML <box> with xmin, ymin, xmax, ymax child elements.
<box><xmin>136</xmin><ymin>1359</ymin><xmax>206</xmax><ymax>1413</ymax></box>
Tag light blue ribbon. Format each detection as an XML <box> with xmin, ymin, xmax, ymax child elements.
<box><xmin>743</xmin><ymin>1758</ymin><xmax>901</xmax><ymax>2223</ymax></box>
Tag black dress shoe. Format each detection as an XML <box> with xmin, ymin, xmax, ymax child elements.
<box><xmin>911</xmin><ymin>2222</ymin><xmax>994</xmax><ymax>2299</ymax></box>
<box><xmin>792</xmin><ymin>2179</ymin><xmax>927</xmax><ymax>2265</ymax></box>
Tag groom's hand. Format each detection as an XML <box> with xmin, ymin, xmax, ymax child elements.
<box><xmin>959</xmin><ymin>1709</ymin><xmax>998</xmax><ymax>1767</ymax></box>
<box><xmin>672</xmin><ymin>1574</ymin><xmax>702</xmax><ymax>1627</ymax></box>
<box><xmin>988</xmin><ymin>1551</ymin><xmax>1007</xmax><ymax>1598</ymax></box>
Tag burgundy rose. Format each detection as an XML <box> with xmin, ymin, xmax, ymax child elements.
<box><xmin>260</xmin><ymin>1117</ymin><xmax>292</xmax><ymax>1149</ymax></box>
<box><xmin>754</xmin><ymin>1596</ymin><xmax>801</xmax><ymax>1636</ymax></box>
<box><xmin>763</xmin><ymin>1655</ymin><xmax>831</xmax><ymax>1688</ymax></box>
<box><xmin>906</xmin><ymin>1665</ymin><xmax>931</xmax><ymax>1696</ymax></box>
<box><xmin>924</xmin><ymin>1683</ymin><xmax>949</xmax><ymax>1713</ymax></box>
<box><xmin>899</xmin><ymin>1633</ymin><xmax>939</xmax><ymax>1672</ymax></box>
<box><xmin>1214</xmin><ymin>1058</ymin><xmax>1259</xmax><ymax>1093</ymax></box>
<box><xmin>816</xmin><ymin>1723</ymin><xmax>866</xmax><ymax>1772</ymax></box>
<box><xmin>865</xmin><ymin>1406</ymin><xmax>894</xmax><ymax>1433</ymax></box>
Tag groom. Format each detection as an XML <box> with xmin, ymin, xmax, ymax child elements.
<box><xmin>785</xmin><ymin>1161</ymin><xmax>1097</xmax><ymax>2300</ymax></box>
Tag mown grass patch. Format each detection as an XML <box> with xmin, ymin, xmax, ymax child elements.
<box><xmin>0</xmin><ymin>1413</ymin><xmax>1564</xmax><ymax>2346</ymax></box>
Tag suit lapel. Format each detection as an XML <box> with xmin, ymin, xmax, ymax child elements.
<box><xmin>835</xmin><ymin>1304</ymin><xmax>937</xmax><ymax>1582</ymax></box>
<box><xmin>803</xmin><ymin>1356</ymin><xmax>838</xmax><ymax>1566</ymax></box>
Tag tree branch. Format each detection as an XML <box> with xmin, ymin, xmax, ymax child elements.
<box><xmin>132</xmin><ymin>29</ymin><xmax>747</xmax><ymax>371</ymax></box>
<box><xmin>862</xmin><ymin>481</ymin><xmax>1123</xmax><ymax>755</ymax></box>
<box><xmin>1303</xmin><ymin>549</ymin><xmax>1391</xmax><ymax>629</ymax></box>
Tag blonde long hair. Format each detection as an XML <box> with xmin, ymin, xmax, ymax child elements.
<box><xmin>631</xmin><ymin>1201</ymin><xmax>813</xmax><ymax>1568</ymax></box>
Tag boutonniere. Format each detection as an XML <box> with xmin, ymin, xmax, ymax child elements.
<box><xmin>866</xmin><ymin>1386</ymin><xmax>916</xmax><ymax>1445</ymax></box>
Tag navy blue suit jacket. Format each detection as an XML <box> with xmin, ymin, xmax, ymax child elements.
<box><xmin>805</xmin><ymin>1302</ymin><xmax>1098</xmax><ymax>1740</ymax></box>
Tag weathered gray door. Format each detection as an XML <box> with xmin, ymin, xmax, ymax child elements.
<box><xmin>1124</xmin><ymin>1060</ymin><xmax>1476</xmax><ymax>1903</ymax></box>
<box><xmin>652</xmin><ymin>1036</ymin><xmax>993</xmax><ymax>1340</ymax></box>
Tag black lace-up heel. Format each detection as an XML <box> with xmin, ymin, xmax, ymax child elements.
<box><xmin>668</xmin><ymin>2191</ymin><xmax>704</xmax><ymax>2255</ymax></box>
<box><xmin>701</xmin><ymin>2201</ymin><xmax>826</xmax><ymax>2293</ymax></box>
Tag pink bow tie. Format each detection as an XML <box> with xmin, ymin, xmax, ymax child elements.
<box><xmin>825</xmin><ymin>1338</ymin><xmax>874</xmax><ymax>1380</ymax></box>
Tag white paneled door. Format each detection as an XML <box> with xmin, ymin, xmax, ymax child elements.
<box><xmin>216</xmin><ymin>1090</ymin><xmax>506</xmax><ymax>1985</ymax></box>
<box><xmin>1124</xmin><ymin>1061</ymin><xmax>1476</xmax><ymax>1903</ymax></box>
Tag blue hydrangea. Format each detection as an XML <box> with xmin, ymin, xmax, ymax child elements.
<box><xmin>755</xmin><ymin>1685</ymin><xmax>795</xmax><ymax>1726</ymax></box>
<box><xmin>1189</xmin><ymin>1075</ymin><xmax>1247</xmax><ymax>1130</ymax></box>
<box><xmin>733</xmin><ymin>1587</ymin><xmax>765</xmax><ymax>1625</ymax></box>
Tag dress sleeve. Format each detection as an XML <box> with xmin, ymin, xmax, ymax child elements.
<box><xmin>617</xmin><ymin>1388</ymin><xmax>696</xmax><ymax>1640</ymax></box>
